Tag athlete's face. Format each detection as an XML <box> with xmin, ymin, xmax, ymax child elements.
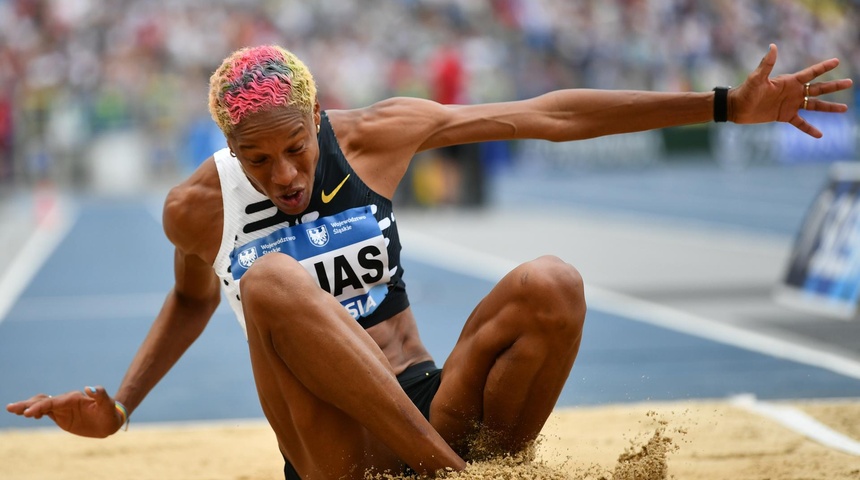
<box><xmin>227</xmin><ymin>102</ymin><xmax>321</xmax><ymax>215</ymax></box>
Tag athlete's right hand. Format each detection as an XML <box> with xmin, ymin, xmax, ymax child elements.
<box><xmin>6</xmin><ymin>386</ymin><xmax>124</xmax><ymax>438</ymax></box>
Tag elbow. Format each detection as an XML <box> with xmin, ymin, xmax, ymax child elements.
<box><xmin>200</xmin><ymin>292</ymin><xmax>221</xmax><ymax>317</ymax></box>
<box><xmin>172</xmin><ymin>287</ymin><xmax>221</xmax><ymax>323</ymax></box>
<box><xmin>538</xmin><ymin>114</ymin><xmax>593</xmax><ymax>142</ymax></box>
<box><xmin>196</xmin><ymin>291</ymin><xmax>221</xmax><ymax>318</ymax></box>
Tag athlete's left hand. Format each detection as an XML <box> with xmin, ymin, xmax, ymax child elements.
<box><xmin>729</xmin><ymin>43</ymin><xmax>853</xmax><ymax>138</ymax></box>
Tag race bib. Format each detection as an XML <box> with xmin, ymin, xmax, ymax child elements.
<box><xmin>229</xmin><ymin>206</ymin><xmax>391</xmax><ymax>319</ymax></box>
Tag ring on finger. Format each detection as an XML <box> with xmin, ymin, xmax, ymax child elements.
<box><xmin>805</xmin><ymin>82</ymin><xmax>811</xmax><ymax>97</ymax></box>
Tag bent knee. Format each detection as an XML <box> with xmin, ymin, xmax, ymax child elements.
<box><xmin>515</xmin><ymin>255</ymin><xmax>585</xmax><ymax>303</ymax></box>
<box><xmin>513</xmin><ymin>256</ymin><xmax>585</xmax><ymax>333</ymax></box>
<box><xmin>241</xmin><ymin>252</ymin><xmax>306</xmax><ymax>291</ymax></box>
<box><xmin>239</xmin><ymin>253</ymin><xmax>317</xmax><ymax>313</ymax></box>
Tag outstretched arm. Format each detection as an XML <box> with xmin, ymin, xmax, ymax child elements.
<box><xmin>342</xmin><ymin>43</ymin><xmax>852</xmax><ymax>167</ymax></box>
<box><xmin>499</xmin><ymin>44</ymin><xmax>852</xmax><ymax>142</ymax></box>
<box><xmin>5</xmin><ymin>250</ymin><xmax>220</xmax><ymax>437</ymax></box>
<box><xmin>6</xmin><ymin>179</ymin><xmax>223</xmax><ymax>438</ymax></box>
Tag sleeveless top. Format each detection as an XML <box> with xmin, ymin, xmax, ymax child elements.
<box><xmin>212</xmin><ymin>112</ymin><xmax>409</xmax><ymax>337</ymax></box>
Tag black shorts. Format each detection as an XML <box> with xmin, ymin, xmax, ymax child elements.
<box><xmin>284</xmin><ymin>361</ymin><xmax>443</xmax><ymax>479</ymax></box>
<box><xmin>396</xmin><ymin>360</ymin><xmax>443</xmax><ymax>420</ymax></box>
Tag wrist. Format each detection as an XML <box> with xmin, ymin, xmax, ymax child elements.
<box><xmin>712</xmin><ymin>86</ymin><xmax>731</xmax><ymax>123</ymax></box>
<box><xmin>114</xmin><ymin>400</ymin><xmax>130</xmax><ymax>432</ymax></box>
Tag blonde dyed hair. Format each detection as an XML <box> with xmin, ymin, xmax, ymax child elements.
<box><xmin>208</xmin><ymin>45</ymin><xmax>317</xmax><ymax>135</ymax></box>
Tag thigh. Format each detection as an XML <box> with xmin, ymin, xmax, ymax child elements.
<box><xmin>240</xmin><ymin>254</ymin><xmax>403</xmax><ymax>478</ymax></box>
<box><xmin>245</xmin><ymin>314</ymin><xmax>402</xmax><ymax>478</ymax></box>
<box><xmin>429</xmin><ymin>256</ymin><xmax>586</xmax><ymax>453</ymax></box>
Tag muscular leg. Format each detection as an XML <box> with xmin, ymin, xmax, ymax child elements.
<box><xmin>431</xmin><ymin>255</ymin><xmax>586</xmax><ymax>457</ymax></box>
<box><xmin>239</xmin><ymin>253</ymin><xmax>464</xmax><ymax>478</ymax></box>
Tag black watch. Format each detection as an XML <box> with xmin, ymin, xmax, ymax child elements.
<box><xmin>712</xmin><ymin>86</ymin><xmax>731</xmax><ymax>123</ymax></box>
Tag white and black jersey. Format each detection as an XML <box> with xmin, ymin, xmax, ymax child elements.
<box><xmin>212</xmin><ymin>112</ymin><xmax>409</xmax><ymax>337</ymax></box>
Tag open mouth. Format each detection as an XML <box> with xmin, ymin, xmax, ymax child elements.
<box><xmin>276</xmin><ymin>189</ymin><xmax>304</xmax><ymax>211</ymax></box>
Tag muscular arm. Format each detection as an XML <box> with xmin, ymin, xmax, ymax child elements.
<box><xmin>333</xmin><ymin>45</ymin><xmax>850</xmax><ymax>197</ymax></box>
<box><xmin>332</xmin><ymin>90</ymin><xmax>712</xmax><ymax>196</ymax></box>
<box><xmin>416</xmin><ymin>89</ymin><xmax>714</xmax><ymax>148</ymax></box>
<box><xmin>114</xmin><ymin>248</ymin><xmax>221</xmax><ymax>416</ymax></box>
<box><xmin>340</xmin><ymin>89</ymin><xmax>712</xmax><ymax>151</ymax></box>
<box><xmin>7</xmin><ymin>160</ymin><xmax>224</xmax><ymax>437</ymax></box>
<box><xmin>116</xmin><ymin>162</ymin><xmax>224</xmax><ymax>416</ymax></box>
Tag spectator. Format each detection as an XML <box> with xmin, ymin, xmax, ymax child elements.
<box><xmin>0</xmin><ymin>0</ymin><xmax>855</xmax><ymax>189</ymax></box>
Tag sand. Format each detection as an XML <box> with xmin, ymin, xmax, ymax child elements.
<box><xmin>1</xmin><ymin>399</ymin><xmax>858</xmax><ymax>480</ymax></box>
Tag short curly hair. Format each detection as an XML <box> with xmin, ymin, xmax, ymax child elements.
<box><xmin>208</xmin><ymin>45</ymin><xmax>317</xmax><ymax>135</ymax></box>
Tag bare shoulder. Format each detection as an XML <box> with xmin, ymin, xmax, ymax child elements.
<box><xmin>328</xmin><ymin>95</ymin><xmax>541</xmax><ymax>154</ymax></box>
<box><xmin>163</xmin><ymin>157</ymin><xmax>223</xmax><ymax>264</ymax></box>
<box><xmin>324</xmin><ymin>96</ymin><xmax>545</xmax><ymax>197</ymax></box>
<box><xmin>324</xmin><ymin>98</ymin><xmax>450</xmax><ymax>197</ymax></box>
<box><xmin>327</xmin><ymin>97</ymin><xmax>447</xmax><ymax>153</ymax></box>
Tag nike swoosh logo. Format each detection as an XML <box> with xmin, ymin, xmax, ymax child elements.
<box><xmin>321</xmin><ymin>174</ymin><xmax>350</xmax><ymax>204</ymax></box>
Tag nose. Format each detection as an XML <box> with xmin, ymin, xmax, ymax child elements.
<box><xmin>271</xmin><ymin>155</ymin><xmax>298</xmax><ymax>186</ymax></box>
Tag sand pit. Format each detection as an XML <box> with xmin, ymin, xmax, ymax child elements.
<box><xmin>2</xmin><ymin>399</ymin><xmax>858</xmax><ymax>480</ymax></box>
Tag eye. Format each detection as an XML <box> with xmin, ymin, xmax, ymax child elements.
<box><xmin>287</xmin><ymin>143</ymin><xmax>306</xmax><ymax>155</ymax></box>
<box><xmin>248</xmin><ymin>156</ymin><xmax>269</xmax><ymax>166</ymax></box>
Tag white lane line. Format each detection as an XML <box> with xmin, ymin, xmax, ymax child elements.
<box><xmin>0</xmin><ymin>198</ymin><xmax>76</xmax><ymax>326</ymax></box>
<box><xmin>585</xmin><ymin>287</ymin><xmax>860</xmax><ymax>380</ymax></box>
<box><xmin>9</xmin><ymin>293</ymin><xmax>168</xmax><ymax>321</ymax></box>
<box><xmin>400</xmin><ymin>227</ymin><xmax>860</xmax><ymax>381</ymax></box>
<box><xmin>731</xmin><ymin>394</ymin><xmax>860</xmax><ymax>456</ymax></box>
<box><xmin>8</xmin><ymin>293</ymin><xmax>236</xmax><ymax>322</ymax></box>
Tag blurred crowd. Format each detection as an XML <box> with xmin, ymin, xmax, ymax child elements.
<box><xmin>0</xmin><ymin>0</ymin><xmax>858</xmax><ymax>189</ymax></box>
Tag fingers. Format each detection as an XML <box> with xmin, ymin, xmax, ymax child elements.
<box><xmin>6</xmin><ymin>393</ymin><xmax>54</xmax><ymax>418</ymax></box>
<box><xmin>805</xmin><ymin>98</ymin><xmax>850</xmax><ymax>114</ymax></box>
<box><xmin>753</xmin><ymin>44</ymin><xmax>778</xmax><ymax>81</ymax></box>
<box><xmin>83</xmin><ymin>385</ymin><xmax>111</xmax><ymax>405</ymax></box>
<box><xmin>7</xmin><ymin>386</ymin><xmax>107</xmax><ymax>419</ymax></box>
<box><xmin>809</xmin><ymin>78</ymin><xmax>854</xmax><ymax>97</ymax></box>
<box><xmin>796</xmin><ymin>77</ymin><xmax>851</xmax><ymax>137</ymax></box>
<box><xmin>6</xmin><ymin>400</ymin><xmax>26</xmax><ymax>414</ymax></box>
<box><xmin>796</xmin><ymin>57</ymin><xmax>842</xmax><ymax>84</ymax></box>
<box><xmin>6</xmin><ymin>393</ymin><xmax>50</xmax><ymax>414</ymax></box>
<box><xmin>789</xmin><ymin>114</ymin><xmax>823</xmax><ymax>139</ymax></box>
<box><xmin>27</xmin><ymin>396</ymin><xmax>54</xmax><ymax>419</ymax></box>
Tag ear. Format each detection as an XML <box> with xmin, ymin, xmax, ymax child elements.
<box><xmin>225</xmin><ymin>137</ymin><xmax>238</xmax><ymax>158</ymax></box>
<box><xmin>313</xmin><ymin>99</ymin><xmax>321</xmax><ymax>127</ymax></box>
